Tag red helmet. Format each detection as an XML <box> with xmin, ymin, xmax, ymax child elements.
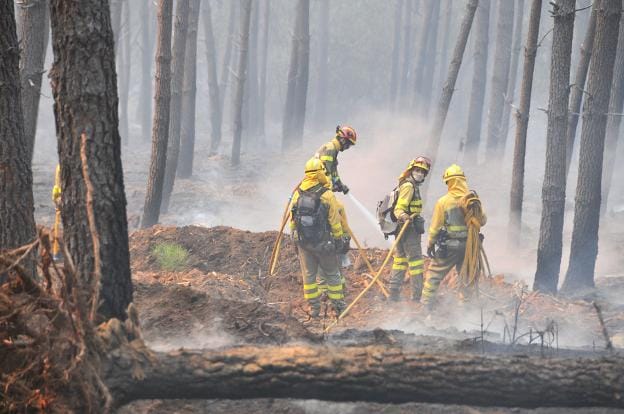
<box><xmin>336</xmin><ymin>125</ymin><xmax>357</xmax><ymax>145</ymax></box>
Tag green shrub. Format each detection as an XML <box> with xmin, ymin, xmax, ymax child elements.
<box><xmin>152</xmin><ymin>242</ymin><xmax>189</xmax><ymax>272</ymax></box>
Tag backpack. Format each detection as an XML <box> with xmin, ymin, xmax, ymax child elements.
<box><xmin>292</xmin><ymin>186</ymin><xmax>330</xmax><ymax>246</ymax></box>
<box><xmin>376</xmin><ymin>186</ymin><xmax>399</xmax><ymax>238</ymax></box>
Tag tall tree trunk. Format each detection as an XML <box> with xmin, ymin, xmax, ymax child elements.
<box><xmin>141</xmin><ymin>0</ymin><xmax>173</xmax><ymax>229</ymax></box>
<box><xmin>435</xmin><ymin>0</ymin><xmax>453</xmax><ymax>106</ymax></box>
<box><xmin>231</xmin><ymin>0</ymin><xmax>253</xmax><ymax>166</ymax></box>
<box><xmin>398</xmin><ymin>0</ymin><xmax>413</xmax><ymax>109</ymax></box>
<box><xmin>119</xmin><ymin>0</ymin><xmax>131</xmax><ymax>145</ymax></box>
<box><xmin>424</xmin><ymin>0</ymin><xmax>479</xmax><ymax>175</ymax></box>
<box><xmin>203</xmin><ymin>0</ymin><xmax>223</xmax><ymax>155</ymax></box>
<box><xmin>291</xmin><ymin>0</ymin><xmax>310</xmax><ymax>145</ymax></box>
<box><xmin>508</xmin><ymin>0</ymin><xmax>542</xmax><ymax>246</ymax></box>
<box><xmin>245</xmin><ymin>1</ymin><xmax>260</xmax><ymax>140</ymax></box>
<box><xmin>562</xmin><ymin>0</ymin><xmax>621</xmax><ymax>293</ymax></box>
<box><xmin>532</xmin><ymin>0</ymin><xmax>575</xmax><ymax>294</ymax></box>
<box><xmin>412</xmin><ymin>0</ymin><xmax>436</xmax><ymax>112</ymax></box>
<box><xmin>601</xmin><ymin>13</ymin><xmax>624</xmax><ymax>216</ymax></box>
<box><xmin>219</xmin><ymin>0</ymin><xmax>237</xmax><ymax>110</ymax></box>
<box><xmin>484</xmin><ymin>0</ymin><xmax>515</xmax><ymax>161</ymax></box>
<box><xmin>565</xmin><ymin>1</ymin><xmax>598</xmax><ymax>176</ymax></box>
<box><xmin>16</xmin><ymin>0</ymin><xmax>50</xmax><ymax>164</ymax></box>
<box><xmin>315</xmin><ymin>0</ymin><xmax>330</xmax><ymax>124</ymax></box>
<box><xmin>161</xmin><ymin>0</ymin><xmax>190</xmax><ymax>213</ymax></box>
<box><xmin>0</xmin><ymin>1</ymin><xmax>37</xmax><ymax>269</ymax></box>
<box><xmin>499</xmin><ymin>0</ymin><xmax>525</xmax><ymax>154</ymax></box>
<box><xmin>178</xmin><ymin>0</ymin><xmax>200</xmax><ymax>179</ymax></box>
<box><xmin>139</xmin><ymin>0</ymin><xmax>153</xmax><ymax>143</ymax></box>
<box><xmin>415</xmin><ymin>0</ymin><xmax>441</xmax><ymax>116</ymax></box>
<box><xmin>48</xmin><ymin>0</ymin><xmax>133</xmax><ymax>321</ymax></box>
<box><xmin>281</xmin><ymin>1</ymin><xmax>302</xmax><ymax>151</ymax></box>
<box><xmin>110</xmin><ymin>0</ymin><xmax>122</xmax><ymax>50</ymax></box>
<box><xmin>257</xmin><ymin>0</ymin><xmax>270</xmax><ymax>139</ymax></box>
<box><xmin>464</xmin><ymin>0</ymin><xmax>490</xmax><ymax>163</ymax></box>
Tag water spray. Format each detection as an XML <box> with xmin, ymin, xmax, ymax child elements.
<box><xmin>347</xmin><ymin>193</ymin><xmax>390</xmax><ymax>246</ymax></box>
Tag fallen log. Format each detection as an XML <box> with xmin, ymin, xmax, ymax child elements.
<box><xmin>106</xmin><ymin>342</ymin><xmax>624</xmax><ymax>409</ymax></box>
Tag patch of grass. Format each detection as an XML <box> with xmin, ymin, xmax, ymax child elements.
<box><xmin>152</xmin><ymin>242</ymin><xmax>189</xmax><ymax>272</ymax></box>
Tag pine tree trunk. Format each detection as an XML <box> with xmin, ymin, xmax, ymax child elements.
<box><xmin>219</xmin><ymin>0</ymin><xmax>237</xmax><ymax>110</ymax></box>
<box><xmin>291</xmin><ymin>0</ymin><xmax>310</xmax><ymax>145</ymax></box>
<box><xmin>315</xmin><ymin>0</ymin><xmax>330</xmax><ymax>123</ymax></box>
<box><xmin>435</xmin><ymin>0</ymin><xmax>453</xmax><ymax>106</ymax></box>
<box><xmin>119</xmin><ymin>0</ymin><xmax>131</xmax><ymax>145</ymax></box>
<box><xmin>415</xmin><ymin>0</ymin><xmax>441</xmax><ymax>116</ymax></box>
<box><xmin>203</xmin><ymin>1</ymin><xmax>223</xmax><ymax>155</ymax></box>
<box><xmin>562</xmin><ymin>0</ymin><xmax>621</xmax><ymax>293</ymax></box>
<box><xmin>48</xmin><ymin>0</ymin><xmax>133</xmax><ymax>321</ymax></box>
<box><xmin>412</xmin><ymin>0</ymin><xmax>436</xmax><ymax>112</ymax></box>
<box><xmin>565</xmin><ymin>1</ymin><xmax>598</xmax><ymax>175</ymax></box>
<box><xmin>16</xmin><ymin>0</ymin><xmax>50</xmax><ymax>164</ymax></box>
<box><xmin>532</xmin><ymin>0</ymin><xmax>575</xmax><ymax>294</ymax></box>
<box><xmin>508</xmin><ymin>0</ymin><xmax>542</xmax><ymax>246</ymax></box>
<box><xmin>231</xmin><ymin>0</ymin><xmax>253</xmax><ymax>166</ymax></box>
<box><xmin>484</xmin><ymin>0</ymin><xmax>514</xmax><ymax>161</ymax></box>
<box><xmin>464</xmin><ymin>0</ymin><xmax>490</xmax><ymax>163</ymax></box>
<box><xmin>0</xmin><ymin>1</ymin><xmax>37</xmax><ymax>264</ymax></box>
<box><xmin>257</xmin><ymin>0</ymin><xmax>270</xmax><ymax>139</ymax></box>
<box><xmin>141</xmin><ymin>0</ymin><xmax>173</xmax><ymax>229</ymax></box>
<box><xmin>178</xmin><ymin>0</ymin><xmax>200</xmax><ymax>179</ymax></box>
<box><xmin>139</xmin><ymin>0</ymin><xmax>153</xmax><ymax>143</ymax></box>
<box><xmin>161</xmin><ymin>0</ymin><xmax>190</xmax><ymax>213</ymax></box>
<box><xmin>499</xmin><ymin>0</ymin><xmax>525</xmax><ymax>154</ymax></box>
<box><xmin>601</xmin><ymin>13</ymin><xmax>624</xmax><ymax>216</ymax></box>
<box><xmin>245</xmin><ymin>1</ymin><xmax>260</xmax><ymax>140</ymax></box>
<box><xmin>281</xmin><ymin>1</ymin><xmax>302</xmax><ymax>151</ymax></box>
<box><xmin>398</xmin><ymin>0</ymin><xmax>413</xmax><ymax>109</ymax></box>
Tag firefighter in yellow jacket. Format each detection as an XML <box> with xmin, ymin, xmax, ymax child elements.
<box><xmin>389</xmin><ymin>157</ymin><xmax>431</xmax><ymax>301</ymax></box>
<box><xmin>290</xmin><ymin>158</ymin><xmax>350</xmax><ymax>317</ymax></box>
<box><xmin>52</xmin><ymin>164</ymin><xmax>63</xmax><ymax>261</ymax></box>
<box><xmin>421</xmin><ymin>164</ymin><xmax>487</xmax><ymax>307</ymax></box>
<box><xmin>315</xmin><ymin>125</ymin><xmax>357</xmax><ymax>194</ymax></box>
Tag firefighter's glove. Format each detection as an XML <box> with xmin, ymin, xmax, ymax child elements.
<box><xmin>341</xmin><ymin>184</ymin><xmax>350</xmax><ymax>195</ymax></box>
<box><xmin>479</xmin><ymin>233</ymin><xmax>485</xmax><ymax>242</ymax></box>
<box><xmin>427</xmin><ymin>244</ymin><xmax>436</xmax><ymax>258</ymax></box>
<box><xmin>339</xmin><ymin>235</ymin><xmax>351</xmax><ymax>253</ymax></box>
<box><xmin>397</xmin><ymin>212</ymin><xmax>410</xmax><ymax>223</ymax></box>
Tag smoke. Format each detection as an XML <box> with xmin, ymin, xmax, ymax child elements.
<box><xmin>147</xmin><ymin>320</ymin><xmax>235</xmax><ymax>352</ymax></box>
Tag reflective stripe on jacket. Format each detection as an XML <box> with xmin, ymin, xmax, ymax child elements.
<box><xmin>393</xmin><ymin>179</ymin><xmax>423</xmax><ymax>218</ymax></box>
<box><xmin>315</xmin><ymin>138</ymin><xmax>341</xmax><ymax>187</ymax></box>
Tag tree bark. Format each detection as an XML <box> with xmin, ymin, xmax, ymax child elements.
<box><xmin>105</xmin><ymin>344</ymin><xmax>624</xmax><ymax>409</ymax></box>
<box><xmin>48</xmin><ymin>0</ymin><xmax>133</xmax><ymax>321</ymax></box>
<box><xmin>532</xmin><ymin>0</ymin><xmax>575</xmax><ymax>294</ymax></box>
<box><xmin>291</xmin><ymin>0</ymin><xmax>310</xmax><ymax>146</ymax></box>
<box><xmin>601</xmin><ymin>11</ymin><xmax>624</xmax><ymax>216</ymax></box>
<box><xmin>231</xmin><ymin>0</ymin><xmax>253</xmax><ymax>166</ymax></box>
<box><xmin>281</xmin><ymin>0</ymin><xmax>302</xmax><ymax>151</ymax></box>
<box><xmin>142</xmin><ymin>0</ymin><xmax>173</xmax><ymax>229</ymax></box>
<box><xmin>424</xmin><ymin>0</ymin><xmax>479</xmax><ymax>173</ymax></box>
<box><xmin>16</xmin><ymin>0</ymin><xmax>50</xmax><ymax>164</ymax></box>
<box><xmin>178</xmin><ymin>0</ymin><xmax>200</xmax><ymax>179</ymax></box>
<box><xmin>565</xmin><ymin>1</ymin><xmax>599</xmax><ymax>176</ymax></box>
<box><xmin>0</xmin><ymin>1</ymin><xmax>37</xmax><ymax>265</ymax></box>
<box><xmin>161</xmin><ymin>0</ymin><xmax>190</xmax><ymax>213</ymax></box>
<box><xmin>203</xmin><ymin>0</ymin><xmax>223</xmax><ymax>156</ymax></box>
<box><xmin>484</xmin><ymin>0</ymin><xmax>514</xmax><ymax>161</ymax></box>
<box><xmin>435</xmin><ymin>0</ymin><xmax>453</xmax><ymax>106</ymax></box>
<box><xmin>508</xmin><ymin>0</ymin><xmax>542</xmax><ymax>246</ymax></box>
<box><xmin>464</xmin><ymin>0</ymin><xmax>490</xmax><ymax>163</ymax></box>
<box><xmin>257</xmin><ymin>0</ymin><xmax>270</xmax><ymax>139</ymax></box>
<box><xmin>245</xmin><ymin>1</ymin><xmax>260</xmax><ymax>140</ymax></box>
<box><xmin>219</xmin><ymin>0</ymin><xmax>237</xmax><ymax>111</ymax></box>
<box><xmin>119</xmin><ymin>0</ymin><xmax>131</xmax><ymax>145</ymax></box>
<box><xmin>398</xmin><ymin>0</ymin><xmax>413</xmax><ymax>109</ymax></box>
<box><xmin>412</xmin><ymin>0</ymin><xmax>436</xmax><ymax>112</ymax></box>
<box><xmin>562</xmin><ymin>0</ymin><xmax>621</xmax><ymax>293</ymax></box>
<box><xmin>415</xmin><ymin>0</ymin><xmax>441</xmax><ymax>116</ymax></box>
<box><xmin>315</xmin><ymin>0</ymin><xmax>330</xmax><ymax>123</ymax></box>
<box><xmin>138</xmin><ymin>0</ymin><xmax>153</xmax><ymax>143</ymax></box>
<box><xmin>499</xmin><ymin>0</ymin><xmax>525</xmax><ymax>154</ymax></box>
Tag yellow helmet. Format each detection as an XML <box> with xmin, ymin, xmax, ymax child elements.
<box><xmin>304</xmin><ymin>157</ymin><xmax>329</xmax><ymax>186</ymax></box>
<box><xmin>443</xmin><ymin>164</ymin><xmax>465</xmax><ymax>183</ymax></box>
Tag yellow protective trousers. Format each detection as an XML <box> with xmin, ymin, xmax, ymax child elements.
<box><xmin>421</xmin><ymin>243</ymin><xmax>465</xmax><ymax>305</ymax></box>
<box><xmin>297</xmin><ymin>244</ymin><xmax>345</xmax><ymax>315</ymax></box>
<box><xmin>389</xmin><ymin>226</ymin><xmax>424</xmax><ymax>300</ymax></box>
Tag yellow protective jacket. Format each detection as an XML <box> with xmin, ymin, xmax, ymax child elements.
<box><xmin>52</xmin><ymin>164</ymin><xmax>62</xmax><ymax>202</ymax></box>
<box><xmin>393</xmin><ymin>178</ymin><xmax>423</xmax><ymax>220</ymax></box>
<box><xmin>427</xmin><ymin>176</ymin><xmax>486</xmax><ymax>247</ymax></box>
<box><xmin>289</xmin><ymin>170</ymin><xmax>344</xmax><ymax>239</ymax></box>
<box><xmin>315</xmin><ymin>138</ymin><xmax>343</xmax><ymax>189</ymax></box>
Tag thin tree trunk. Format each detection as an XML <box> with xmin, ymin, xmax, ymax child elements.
<box><xmin>601</xmin><ymin>13</ymin><xmax>624</xmax><ymax>216</ymax></box>
<box><xmin>0</xmin><ymin>1</ymin><xmax>37</xmax><ymax>268</ymax></box>
<box><xmin>398</xmin><ymin>0</ymin><xmax>413</xmax><ymax>109</ymax></box>
<box><xmin>281</xmin><ymin>1</ymin><xmax>302</xmax><ymax>151</ymax></box>
<box><xmin>219</xmin><ymin>0</ymin><xmax>237</xmax><ymax>110</ymax></box>
<box><xmin>161</xmin><ymin>0</ymin><xmax>190</xmax><ymax>213</ymax></box>
<box><xmin>484</xmin><ymin>0</ymin><xmax>515</xmax><ymax>161</ymax></box>
<box><xmin>415</xmin><ymin>0</ymin><xmax>441</xmax><ymax>116</ymax></box>
<box><xmin>291</xmin><ymin>0</ymin><xmax>310</xmax><ymax>145</ymax></box>
<box><xmin>499</xmin><ymin>0</ymin><xmax>525</xmax><ymax>154</ymax></box>
<box><xmin>532</xmin><ymin>0</ymin><xmax>575</xmax><ymax>294</ymax></box>
<box><xmin>231</xmin><ymin>0</ymin><xmax>253</xmax><ymax>166</ymax></box>
<box><xmin>16</xmin><ymin>0</ymin><xmax>50</xmax><ymax>164</ymax></box>
<box><xmin>565</xmin><ymin>1</ymin><xmax>598</xmax><ymax>176</ymax></box>
<box><xmin>464</xmin><ymin>0</ymin><xmax>490</xmax><ymax>163</ymax></box>
<box><xmin>119</xmin><ymin>0</ymin><xmax>131</xmax><ymax>145</ymax></box>
<box><xmin>141</xmin><ymin>0</ymin><xmax>173</xmax><ymax>229</ymax></box>
<box><xmin>139</xmin><ymin>0</ymin><xmax>153</xmax><ymax>143</ymax></box>
<box><xmin>257</xmin><ymin>0</ymin><xmax>270</xmax><ymax>139</ymax></box>
<box><xmin>562</xmin><ymin>0</ymin><xmax>621</xmax><ymax>293</ymax></box>
<box><xmin>245</xmin><ymin>1</ymin><xmax>260</xmax><ymax>140</ymax></box>
<box><xmin>49</xmin><ymin>0</ymin><xmax>133</xmax><ymax>321</ymax></box>
<box><xmin>435</xmin><ymin>0</ymin><xmax>453</xmax><ymax>106</ymax></box>
<box><xmin>508</xmin><ymin>0</ymin><xmax>542</xmax><ymax>246</ymax></box>
<box><xmin>424</xmin><ymin>0</ymin><xmax>479</xmax><ymax>174</ymax></box>
<box><xmin>178</xmin><ymin>0</ymin><xmax>200</xmax><ymax>179</ymax></box>
<box><xmin>203</xmin><ymin>1</ymin><xmax>223</xmax><ymax>155</ymax></box>
<box><xmin>315</xmin><ymin>0</ymin><xmax>330</xmax><ymax>123</ymax></box>
<box><xmin>412</xmin><ymin>0</ymin><xmax>435</xmax><ymax>112</ymax></box>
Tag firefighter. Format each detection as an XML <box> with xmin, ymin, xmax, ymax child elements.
<box><xmin>389</xmin><ymin>157</ymin><xmax>431</xmax><ymax>301</ymax></box>
<box><xmin>315</xmin><ymin>125</ymin><xmax>357</xmax><ymax>194</ymax></box>
<box><xmin>421</xmin><ymin>164</ymin><xmax>486</xmax><ymax>308</ymax></box>
<box><xmin>52</xmin><ymin>164</ymin><xmax>63</xmax><ymax>261</ymax></box>
<box><xmin>290</xmin><ymin>158</ymin><xmax>350</xmax><ymax>317</ymax></box>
